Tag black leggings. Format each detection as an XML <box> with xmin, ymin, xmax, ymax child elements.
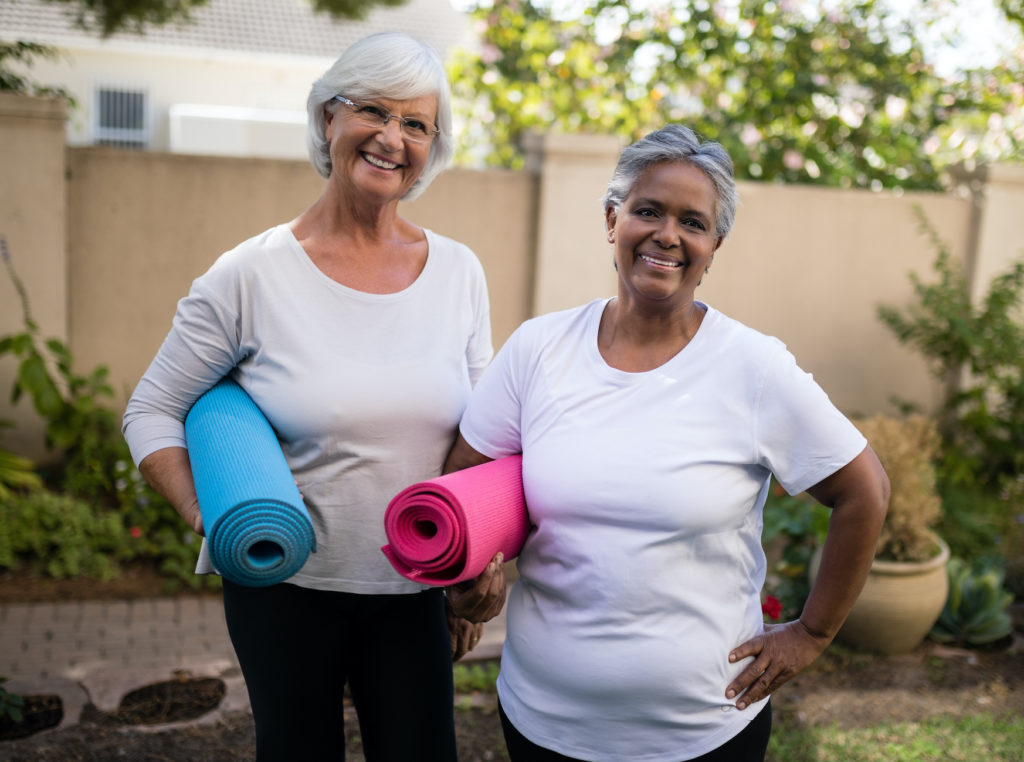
<box><xmin>222</xmin><ymin>581</ymin><xmax>457</xmax><ymax>762</ymax></box>
<box><xmin>499</xmin><ymin>699</ymin><xmax>772</xmax><ymax>762</ymax></box>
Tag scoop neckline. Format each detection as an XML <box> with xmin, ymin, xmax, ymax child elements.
<box><xmin>586</xmin><ymin>297</ymin><xmax>713</xmax><ymax>381</ymax></box>
<box><xmin>282</xmin><ymin>224</ymin><xmax>435</xmax><ymax>300</ymax></box>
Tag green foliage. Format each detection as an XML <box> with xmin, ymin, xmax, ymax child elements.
<box><xmin>452</xmin><ymin>660</ymin><xmax>500</xmax><ymax>694</ymax></box>
<box><xmin>449</xmin><ymin>0</ymin><xmax>1023</xmax><ymax>189</ymax></box>
<box><xmin>0</xmin><ymin>678</ymin><xmax>25</xmax><ymax>725</ymax></box>
<box><xmin>0</xmin><ymin>42</ymin><xmax>74</xmax><ymax>103</ymax></box>
<box><xmin>930</xmin><ymin>557</ymin><xmax>1014</xmax><ymax>647</ymax></box>
<box><xmin>0</xmin><ymin>237</ymin><xmax>210</xmax><ymax>589</ymax></box>
<box><xmin>877</xmin><ymin>208</ymin><xmax>1024</xmax><ymax>496</ymax></box>
<box><xmin>38</xmin><ymin>0</ymin><xmax>409</xmax><ymax>37</ymax></box>
<box><xmin>762</xmin><ymin>481</ymin><xmax>830</xmax><ymax>620</ymax></box>
<box><xmin>0</xmin><ymin>489</ymin><xmax>127</xmax><ymax>580</ymax></box>
<box><xmin>0</xmin><ymin>425</ymin><xmax>43</xmax><ymax>499</ymax></box>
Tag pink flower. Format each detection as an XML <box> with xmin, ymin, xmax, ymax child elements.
<box><xmin>130</xmin><ymin>526</ymin><xmax>142</xmax><ymax>539</ymax></box>
<box><xmin>761</xmin><ymin>595</ymin><xmax>782</xmax><ymax>620</ymax></box>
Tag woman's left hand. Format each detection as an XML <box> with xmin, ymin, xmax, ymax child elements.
<box><xmin>725</xmin><ymin>620</ymin><xmax>832</xmax><ymax>710</ymax></box>
<box><xmin>447</xmin><ymin>606</ymin><xmax>484</xmax><ymax>662</ymax></box>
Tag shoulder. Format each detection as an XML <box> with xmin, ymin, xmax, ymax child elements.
<box><xmin>519</xmin><ymin>299</ymin><xmax>602</xmax><ymax>340</ymax></box>
<box><xmin>700</xmin><ymin>303</ymin><xmax>790</xmax><ymax>365</ymax></box>
<box><xmin>424</xmin><ymin>229</ymin><xmax>484</xmax><ymax>272</ymax></box>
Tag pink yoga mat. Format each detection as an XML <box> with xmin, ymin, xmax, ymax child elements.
<box><xmin>381</xmin><ymin>456</ymin><xmax>529</xmax><ymax>585</ymax></box>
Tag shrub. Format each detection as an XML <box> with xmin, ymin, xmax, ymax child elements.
<box><xmin>0</xmin><ymin>489</ymin><xmax>126</xmax><ymax>580</ymax></box>
<box><xmin>877</xmin><ymin>207</ymin><xmax>1024</xmax><ymax>496</ymax></box>
<box><xmin>762</xmin><ymin>481</ymin><xmax>830</xmax><ymax>621</ymax></box>
<box><xmin>854</xmin><ymin>415</ymin><xmax>943</xmax><ymax>562</ymax></box>
<box><xmin>0</xmin><ymin>237</ymin><xmax>207</xmax><ymax>588</ymax></box>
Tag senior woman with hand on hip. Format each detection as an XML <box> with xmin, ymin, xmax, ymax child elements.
<box><xmin>122</xmin><ymin>33</ymin><xmax>494</xmax><ymax>761</ymax></box>
<box><xmin>446</xmin><ymin>124</ymin><xmax>890</xmax><ymax>762</ymax></box>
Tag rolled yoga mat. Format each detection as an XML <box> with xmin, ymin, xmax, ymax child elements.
<box><xmin>381</xmin><ymin>455</ymin><xmax>529</xmax><ymax>586</ymax></box>
<box><xmin>185</xmin><ymin>378</ymin><xmax>315</xmax><ymax>587</ymax></box>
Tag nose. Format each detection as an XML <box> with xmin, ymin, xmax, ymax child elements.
<box><xmin>651</xmin><ymin>217</ymin><xmax>680</xmax><ymax>248</ymax></box>
<box><xmin>377</xmin><ymin>117</ymin><xmax>404</xmax><ymax>149</ymax></box>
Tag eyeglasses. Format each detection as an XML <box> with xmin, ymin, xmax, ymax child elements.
<box><xmin>332</xmin><ymin>95</ymin><xmax>439</xmax><ymax>143</ymax></box>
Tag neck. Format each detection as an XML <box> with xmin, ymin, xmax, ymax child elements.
<box><xmin>598</xmin><ymin>296</ymin><xmax>706</xmax><ymax>372</ymax></box>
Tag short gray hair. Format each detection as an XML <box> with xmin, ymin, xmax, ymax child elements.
<box><xmin>601</xmin><ymin>125</ymin><xmax>738</xmax><ymax>239</ymax></box>
<box><xmin>306</xmin><ymin>32</ymin><xmax>454</xmax><ymax>202</ymax></box>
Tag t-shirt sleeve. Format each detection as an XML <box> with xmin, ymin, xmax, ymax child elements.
<box><xmin>755</xmin><ymin>347</ymin><xmax>867</xmax><ymax>496</ymax></box>
<box><xmin>459</xmin><ymin>324</ymin><xmax>525</xmax><ymax>458</ymax></box>
<box><xmin>121</xmin><ymin>261</ymin><xmax>246</xmax><ymax>466</ymax></box>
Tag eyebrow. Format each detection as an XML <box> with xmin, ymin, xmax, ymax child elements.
<box><xmin>630</xmin><ymin>197</ymin><xmax>713</xmax><ymax>223</ymax></box>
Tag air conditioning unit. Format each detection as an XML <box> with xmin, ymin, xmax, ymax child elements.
<box><xmin>169</xmin><ymin>104</ymin><xmax>308</xmax><ymax>159</ymax></box>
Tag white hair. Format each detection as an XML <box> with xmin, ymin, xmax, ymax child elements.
<box><xmin>306</xmin><ymin>32</ymin><xmax>453</xmax><ymax>202</ymax></box>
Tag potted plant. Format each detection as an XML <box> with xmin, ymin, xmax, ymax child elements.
<box><xmin>811</xmin><ymin>414</ymin><xmax>950</xmax><ymax>654</ymax></box>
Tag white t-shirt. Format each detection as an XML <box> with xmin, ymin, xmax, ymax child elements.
<box><xmin>123</xmin><ymin>223</ymin><xmax>493</xmax><ymax>594</ymax></box>
<box><xmin>459</xmin><ymin>298</ymin><xmax>865</xmax><ymax>761</ymax></box>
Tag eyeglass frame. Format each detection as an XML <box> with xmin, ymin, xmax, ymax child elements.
<box><xmin>331</xmin><ymin>95</ymin><xmax>440</xmax><ymax>141</ymax></box>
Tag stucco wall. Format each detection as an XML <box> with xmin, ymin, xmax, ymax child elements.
<box><xmin>5</xmin><ymin>94</ymin><xmax>1023</xmax><ymax>465</ymax></box>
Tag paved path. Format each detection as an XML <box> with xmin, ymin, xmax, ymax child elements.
<box><xmin>0</xmin><ymin>594</ymin><xmax>506</xmax><ymax>732</ymax></box>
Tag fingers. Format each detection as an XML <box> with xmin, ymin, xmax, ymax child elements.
<box><xmin>449</xmin><ymin>618</ymin><xmax>484</xmax><ymax>662</ymax></box>
<box><xmin>448</xmin><ymin>552</ymin><xmax>507</xmax><ymax>622</ymax></box>
<box><xmin>725</xmin><ymin>620</ymin><xmax>830</xmax><ymax>710</ymax></box>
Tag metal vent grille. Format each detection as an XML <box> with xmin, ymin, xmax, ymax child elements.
<box><xmin>95</xmin><ymin>87</ymin><xmax>149</xmax><ymax>149</ymax></box>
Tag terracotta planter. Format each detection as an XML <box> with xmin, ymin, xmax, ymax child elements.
<box><xmin>810</xmin><ymin>533</ymin><xmax>950</xmax><ymax>654</ymax></box>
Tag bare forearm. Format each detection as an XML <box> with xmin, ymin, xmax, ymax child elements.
<box><xmin>802</xmin><ymin>447</ymin><xmax>890</xmax><ymax>639</ymax></box>
<box><xmin>138</xmin><ymin>447</ymin><xmax>204</xmax><ymax>535</ymax></box>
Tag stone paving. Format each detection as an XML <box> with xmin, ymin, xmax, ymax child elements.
<box><xmin>0</xmin><ymin>593</ymin><xmax>505</xmax><ymax>733</ymax></box>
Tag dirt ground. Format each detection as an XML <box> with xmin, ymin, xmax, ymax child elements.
<box><xmin>2</xmin><ymin>570</ymin><xmax>1023</xmax><ymax>761</ymax></box>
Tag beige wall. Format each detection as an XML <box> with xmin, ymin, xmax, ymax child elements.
<box><xmin>0</xmin><ymin>94</ymin><xmax>68</xmax><ymax>459</ymax></box>
<box><xmin>4</xmin><ymin>93</ymin><xmax>1023</xmax><ymax>464</ymax></box>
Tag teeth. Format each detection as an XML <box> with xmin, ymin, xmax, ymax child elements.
<box><xmin>363</xmin><ymin>153</ymin><xmax>399</xmax><ymax>170</ymax></box>
<box><xmin>639</xmin><ymin>254</ymin><xmax>683</xmax><ymax>268</ymax></box>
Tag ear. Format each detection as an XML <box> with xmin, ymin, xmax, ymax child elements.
<box><xmin>324</xmin><ymin>105</ymin><xmax>335</xmax><ymax>140</ymax></box>
<box><xmin>713</xmin><ymin>235</ymin><xmax>724</xmax><ymax>252</ymax></box>
<box><xmin>605</xmin><ymin>206</ymin><xmax>617</xmax><ymax>242</ymax></box>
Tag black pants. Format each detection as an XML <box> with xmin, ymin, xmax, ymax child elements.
<box><xmin>499</xmin><ymin>699</ymin><xmax>772</xmax><ymax>762</ymax></box>
<box><xmin>222</xmin><ymin>580</ymin><xmax>457</xmax><ymax>762</ymax></box>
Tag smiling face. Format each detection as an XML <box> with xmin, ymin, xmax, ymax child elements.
<box><xmin>606</xmin><ymin>160</ymin><xmax>723</xmax><ymax>310</ymax></box>
<box><xmin>324</xmin><ymin>93</ymin><xmax>438</xmax><ymax>206</ymax></box>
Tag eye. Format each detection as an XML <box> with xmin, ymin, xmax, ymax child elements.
<box><xmin>402</xmin><ymin>118</ymin><xmax>430</xmax><ymax>135</ymax></box>
<box><xmin>683</xmin><ymin>218</ymin><xmax>707</xmax><ymax>231</ymax></box>
<box><xmin>634</xmin><ymin>208</ymin><xmax>659</xmax><ymax>218</ymax></box>
<box><xmin>358</xmin><ymin>104</ymin><xmax>389</xmax><ymax>122</ymax></box>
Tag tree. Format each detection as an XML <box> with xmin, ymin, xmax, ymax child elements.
<box><xmin>42</xmin><ymin>0</ymin><xmax>409</xmax><ymax>38</ymax></box>
<box><xmin>449</xmin><ymin>0</ymin><xmax>1024</xmax><ymax>190</ymax></box>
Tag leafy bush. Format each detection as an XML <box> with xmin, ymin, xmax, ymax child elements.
<box><xmin>854</xmin><ymin>415</ymin><xmax>943</xmax><ymax>562</ymax></box>
<box><xmin>929</xmin><ymin>558</ymin><xmax>1013</xmax><ymax>647</ymax></box>
<box><xmin>877</xmin><ymin>207</ymin><xmax>1024</xmax><ymax>495</ymax></box>
<box><xmin>0</xmin><ymin>489</ymin><xmax>126</xmax><ymax>580</ymax></box>
<box><xmin>0</xmin><ymin>237</ymin><xmax>209</xmax><ymax>588</ymax></box>
<box><xmin>762</xmin><ymin>481</ymin><xmax>830</xmax><ymax>621</ymax></box>
<box><xmin>0</xmin><ymin>425</ymin><xmax>42</xmax><ymax>499</ymax></box>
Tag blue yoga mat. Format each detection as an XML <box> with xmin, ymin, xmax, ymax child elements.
<box><xmin>185</xmin><ymin>379</ymin><xmax>315</xmax><ymax>587</ymax></box>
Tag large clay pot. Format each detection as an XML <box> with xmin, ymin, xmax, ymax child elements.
<box><xmin>810</xmin><ymin>533</ymin><xmax>950</xmax><ymax>654</ymax></box>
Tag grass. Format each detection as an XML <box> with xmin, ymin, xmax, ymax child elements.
<box><xmin>767</xmin><ymin>712</ymin><xmax>1024</xmax><ymax>761</ymax></box>
<box><xmin>452</xmin><ymin>655</ymin><xmax>1024</xmax><ymax>760</ymax></box>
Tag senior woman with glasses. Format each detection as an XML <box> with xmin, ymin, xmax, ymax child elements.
<box><xmin>446</xmin><ymin>125</ymin><xmax>891</xmax><ymax>761</ymax></box>
<box><xmin>122</xmin><ymin>32</ymin><xmax>495</xmax><ymax>761</ymax></box>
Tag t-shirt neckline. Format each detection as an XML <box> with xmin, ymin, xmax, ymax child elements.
<box><xmin>586</xmin><ymin>297</ymin><xmax>714</xmax><ymax>381</ymax></box>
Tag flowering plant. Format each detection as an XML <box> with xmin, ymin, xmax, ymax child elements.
<box><xmin>761</xmin><ymin>595</ymin><xmax>783</xmax><ymax>621</ymax></box>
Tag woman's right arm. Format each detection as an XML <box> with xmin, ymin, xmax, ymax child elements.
<box><xmin>138</xmin><ymin>447</ymin><xmax>204</xmax><ymax>536</ymax></box>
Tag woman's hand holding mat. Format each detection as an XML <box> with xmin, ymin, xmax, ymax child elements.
<box><xmin>185</xmin><ymin>379</ymin><xmax>316</xmax><ymax>587</ymax></box>
<box><xmin>381</xmin><ymin>456</ymin><xmax>529</xmax><ymax>587</ymax></box>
